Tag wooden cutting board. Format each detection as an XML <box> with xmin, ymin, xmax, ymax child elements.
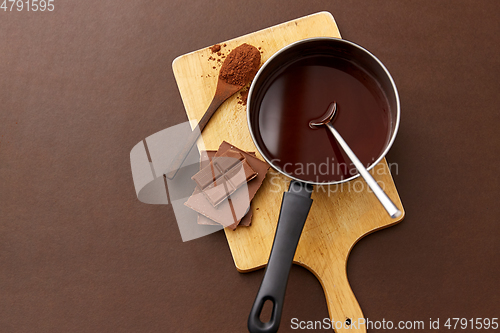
<box><xmin>172</xmin><ymin>12</ymin><xmax>405</xmax><ymax>333</ymax></box>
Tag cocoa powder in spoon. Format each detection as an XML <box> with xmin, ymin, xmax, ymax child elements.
<box><xmin>219</xmin><ymin>43</ymin><xmax>261</xmax><ymax>87</ymax></box>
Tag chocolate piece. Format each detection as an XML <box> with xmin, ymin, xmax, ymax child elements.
<box><xmin>214</xmin><ymin>143</ymin><xmax>268</xmax><ymax>201</ymax></box>
<box><xmin>186</xmin><ymin>181</ymin><xmax>251</xmax><ymax>230</ymax></box>
<box><xmin>196</xmin><ymin>151</ymin><xmax>220</xmax><ymax>226</ymax></box>
<box><xmin>212</xmin><ymin>142</ymin><xmax>270</xmax><ymax>229</ymax></box>
<box><xmin>198</xmin><ymin>209</ymin><xmax>253</xmax><ymax>227</ymax></box>
<box><xmin>192</xmin><ymin>150</ymin><xmax>241</xmax><ymax>190</ymax></box>
<box><xmin>185</xmin><ymin>143</ymin><xmax>269</xmax><ymax>230</ymax></box>
<box><xmin>189</xmin><ymin>150</ymin><xmax>252</xmax><ymax>229</ymax></box>
<box><xmin>192</xmin><ymin>149</ymin><xmax>257</xmax><ymax>207</ymax></box>
<box><xmin>196</xmin><ymin>151</ymin><xmax>254</xmax><ymax>227</ymax></box>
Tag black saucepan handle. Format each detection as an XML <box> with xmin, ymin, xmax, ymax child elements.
<box><xmin>248</xmin><ymin>181</ymin><xmax>313</xmax><ymax>333</ymax></box>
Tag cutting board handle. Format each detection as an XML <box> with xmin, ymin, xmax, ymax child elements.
<box><xmin>248</xmin><ymin>181</ymin><xmax>313</xmax><ymax>333</ymax></box>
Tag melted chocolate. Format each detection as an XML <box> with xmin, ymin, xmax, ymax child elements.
<box><xmin>256</xmin><ymin>56</ymin><xmax>391</xmax><ymax>183</ymax></box>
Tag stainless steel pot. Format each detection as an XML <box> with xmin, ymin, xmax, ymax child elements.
<box><xmin>246</xmin><ymin>37</ymin><xmax>400</xmax><ymax>333</ymax></box>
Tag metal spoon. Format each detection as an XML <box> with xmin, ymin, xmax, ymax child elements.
<box><xmin>309</xmin><ymin>102</ymin><xmax>401</xmax><ymax>218</ymax></box>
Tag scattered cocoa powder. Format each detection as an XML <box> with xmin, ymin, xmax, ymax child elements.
<box><xmin>210</xmin><ymin>44</ymin><xmax>221</xmax><ymax>53</ymax></box>
<box><xmin>238</xmin><ymin>88</ymin><xmax>249</xmax><ymax>105</ymax></box>
<box><xmin>219</xmin><ymin>43</ymin><xmax>261</xmax><ymax>87</ymax></box>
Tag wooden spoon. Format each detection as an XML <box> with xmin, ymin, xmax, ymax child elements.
<box><xmin>165</xmin><ymin>43</ymin><xmax>261</xmax><ymax>179</ymax></box>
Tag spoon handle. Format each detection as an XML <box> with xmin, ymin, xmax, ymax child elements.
<box><xmin>326</xmin><ymin>123</ymin><xmax>401</xmax><ymax>218</ymax></box>
<box><xmin>164</xmin><ymin>96</ymin><xmax>224</xmax><ymax>179</ymax></box>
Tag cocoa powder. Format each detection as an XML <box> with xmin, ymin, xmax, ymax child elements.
<box><xmin>219</xmin><ymin>43</ymin><xmax>261</xmax><ymax>87</ymax></box>
<box><xmin>209</xmin><ymin>44</ymin><xmax>221</xmax><ymax>53</ymax></box>
<box><xmin>238</xmin><ymin>88</ymin><xmax>249</xmax><ymax>105</ymax></box>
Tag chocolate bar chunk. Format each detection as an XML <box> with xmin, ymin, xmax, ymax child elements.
<box><xmin>192</xmin><ymin>150</ymin><xmax>241</xmax><ymax>189</ymax></box>
<box><xmin>192</xmin><ymin>149</ymin><xmax>257</xmax><ymax>207</ymax></box>
<box><xmin>185</xmin><ymin>142</ymin><xmax>269</xmax><ymax>230</ymax></box>
<box><xmin>196</xmin><ymin>151</ymin><xmax>254</xmax><ymax>227</ymax></box>
<box><xmin>198</xmin><ymin>209</ymin><xmax>253</xmax><ymax>227</ymax></box>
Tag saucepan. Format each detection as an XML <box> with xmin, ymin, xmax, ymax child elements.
<box><xmin>246</xmin><ymin>37</ymin><xmax>400</xmax><ymax>333</ymax></box>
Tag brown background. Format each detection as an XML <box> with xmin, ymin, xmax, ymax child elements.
<box><xmin>1</xmin><ymin>1</ymin><xmax>499</xmax><ymax>332</ymax></box>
